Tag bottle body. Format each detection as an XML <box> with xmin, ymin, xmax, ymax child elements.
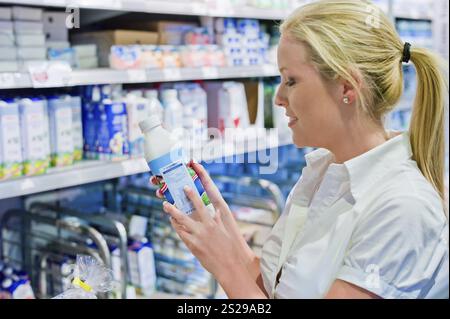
<box><xmin>140</xmin><ymin>117</ymin><xmax>213</xmax><ymax>216</ymax></box>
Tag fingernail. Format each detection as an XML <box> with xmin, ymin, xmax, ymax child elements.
<box><xmin>183</xmin><ymin>185</ymin><xmax>191</xmax><ymax>192</ymax></box>
<box><xmin>162</xmin><ymin>201</ymin><xmax>169</xmax><ymax>210</ymax></box>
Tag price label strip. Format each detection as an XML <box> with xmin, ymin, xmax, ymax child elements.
<box><xmin>27</xmin><ymin>61</ymin><xmax>73</xmax><ymax>88</ymax></box>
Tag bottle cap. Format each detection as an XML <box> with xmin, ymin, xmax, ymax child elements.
<box><xmin>139</xmin><ymin>115</ymin><xmax>162</xmax><ymax>133</ymax></box>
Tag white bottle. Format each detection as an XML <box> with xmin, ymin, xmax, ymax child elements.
<box><xmin>144</xmin><ymin>89</ymin><xmax>164</xmax><ymax>123</ymax></box>
<box><xmin>160</xmin><ymin>89</ymin><xmax>183</xmax><ymax>139</ymax></box>
<box><xmin>139</xmin><ymin>115</ymin><xmax>214</xmax><ymax>217</ymax></box>
<box><xmin>125</xmin><ymin>92</ymin><xmax>150</xmax><ymax>157</ymax></box>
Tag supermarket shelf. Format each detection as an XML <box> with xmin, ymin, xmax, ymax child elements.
<box><xmin>0</xmin><ymin>131</ymin><xmax>293</xmax><ymax>200</ymax></box>
<box><xmin>0</xmin><ymin>0</ymin><xmax>291</xmax><ymax>19</ymax></box>
<box><xmin>0</xmin><ymin>159</ymin><xmax>148</xmax><ymax>200</ymax></box>
<box><xmin>0</xmin><ymin>65</ymin><xmax>280</xmax><ymax>89</ymax></box>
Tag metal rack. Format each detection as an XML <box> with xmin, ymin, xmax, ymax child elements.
<box><xmin>0</xmin><ymin>208</ymin><xmax>114</xmax><ymax>298</ymax></box>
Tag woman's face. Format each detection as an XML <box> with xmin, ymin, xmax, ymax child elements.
<box><xmin>275</xmin><ymin>34</ymin><xmax>350</xmax><ymax>149</ymax></box>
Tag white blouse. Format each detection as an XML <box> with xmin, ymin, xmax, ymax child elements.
<box><xmin>260</xmin><ymin>132</ymin><xmax>449</xmax><ymax>299</ymax></box>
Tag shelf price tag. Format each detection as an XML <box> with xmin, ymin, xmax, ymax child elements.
<box><xmin>163</xmin><ymin>68</ymin><xmax>182</xmax><ymax>81</ymax></box>
<box><xmin>201</xmin><ymin>66</ymin><xmax>219</xmax><ymax>79</ymax></box>
<box><xmin>27</xmin><ymin>61</ymin><xmax>72</xmax><ymax>88</ymax></box>
<box><xmin>0</xmin><ymin>73</ymin><xmax>16</xmax><ymax>89</ymax></box>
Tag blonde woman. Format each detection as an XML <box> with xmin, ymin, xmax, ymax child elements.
<box><xmin>153</xmin><ymin>0</ymin><xmax>449</xmax><ymax>298</ymax></box>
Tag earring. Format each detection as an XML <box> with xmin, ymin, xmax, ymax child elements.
<box><xmin>343</xmin><ymin>96</ymin><xmax>350</xmax><ymax>104</ymax></box>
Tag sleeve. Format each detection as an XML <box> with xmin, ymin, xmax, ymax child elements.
<box><xmin>336</xmin><ymin>195</ymin><xmax>448</xmax><ymax>299</ymax></box>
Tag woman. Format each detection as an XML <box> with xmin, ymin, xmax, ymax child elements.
<box><xmin>152</xmin><ymin>0</ymin><xmax>449</xmax><ymax>298</ymax></box>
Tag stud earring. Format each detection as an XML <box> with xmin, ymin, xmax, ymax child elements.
<box><xmin>343</xmin><ymin>96</ymin><xmax>350</xmax><ymax>104</ymax></box>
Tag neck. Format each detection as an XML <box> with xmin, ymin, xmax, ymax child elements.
<box><xmin>330</xmin><ymin>127</ymin><xmax>389</xmax><ymax>164</ymax></box>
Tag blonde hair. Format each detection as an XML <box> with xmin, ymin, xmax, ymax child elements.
<box><xmin>281</xmin><ymin>0</ymin><xmax>448</xmax><ymax>203</ymax></box>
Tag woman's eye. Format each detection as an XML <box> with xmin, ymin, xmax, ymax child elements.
<box><xmin>285</xmin><ymin>79</ymin><xmax>296</xmax><ymax>87</ymax></box>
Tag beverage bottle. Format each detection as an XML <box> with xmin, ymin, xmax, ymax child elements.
<box><xmin>139</xmin><ymin>115</ymin><xmax>214</xmax><ymax>217</ymax></box>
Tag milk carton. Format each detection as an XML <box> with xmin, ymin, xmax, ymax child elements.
<box><xmin>127</xmin><ymin>237</ymin><xmax>156</xmax><ymax>297</ymax></box>
<box><xmin>18</xmin><ymin>98</ymin><xmax>49</xmax><ymax>176</ymax></box>
<box><xmin>47</xmin><ymin>95</ymin><xmax>74</xmax><ymax>167</ymax></box>
<box><xmin>70</xmin><ymin>95</ymin><xmax>83</xmax><ymax>161</ymax></box>
<box><xmin>0</xmin><ymin>100</ymin><xmax>23</xmax><ymax>180</ymax></box>
<box><xmin>96</xmin><ymin>99</ymin><xmax>129</xmax><ymax>160</ymax></box>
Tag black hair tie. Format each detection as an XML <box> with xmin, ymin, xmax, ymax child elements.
<box><xmin>402</xmin><ymin>42</ymin><xmax>411</xmax><ymax>63</ymax></box>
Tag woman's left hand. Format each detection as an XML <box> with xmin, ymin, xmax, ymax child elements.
<box><xmin>162</xmin><ymin>186</ymin><xmax>243</xmax><ymax>282</ymax></box>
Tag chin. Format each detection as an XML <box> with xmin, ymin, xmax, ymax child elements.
<box><xmin>292</xmin><ymin>132</ymin><xmax>306</xmax><ymax>148</ymax></box>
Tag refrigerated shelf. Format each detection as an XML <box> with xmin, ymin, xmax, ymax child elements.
<box><xmin>0</xmin><ymin>65</ymin><xmax>280</xmax><ymax>89</ymax></box>
<box><xmin>0</xmin><ymin>131</ymin><xmax>293</xmax><ymax>200</ymax></box>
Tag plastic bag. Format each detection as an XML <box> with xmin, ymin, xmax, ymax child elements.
<box><xmin>52</xmin><ymin>255</ymin><xmax>115</xmax><ymax>299</ymax></box>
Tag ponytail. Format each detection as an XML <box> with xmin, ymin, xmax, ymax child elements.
<box><xmin>409</xmin><ymin>48</ymin><xmax>448</xmax><ymax>204</ymax></box>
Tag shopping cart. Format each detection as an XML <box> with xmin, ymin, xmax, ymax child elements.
<box><xmin>0</xmin><ymin>208</ymin><xmax>113</xmax><ymax>299</ymax></box>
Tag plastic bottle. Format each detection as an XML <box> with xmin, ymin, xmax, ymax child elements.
<box><xmin>160</xmin><ymin>89</ymin><xmax>183</xmax><ymax>139</ymax></box>
<box><xmin>139</xmin><ymin>115</ymin><xmax>214</xmax><ymax>217</ymax></box>
<box><xmin>144</xmin><ymin>90</ymin><xmax>164</xmax><ymax>123</ymax></box>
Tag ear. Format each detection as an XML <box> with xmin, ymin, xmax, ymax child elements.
<box><xmin>340</xmin><ymin>70</ymin><xmax>362</xmax><ymax>105</ymax></box>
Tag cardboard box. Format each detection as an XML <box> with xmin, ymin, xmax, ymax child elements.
<box><xmin>71</xmin><ymin>30</ymin><xmax>159</xmax><ymax>67</ymax></box>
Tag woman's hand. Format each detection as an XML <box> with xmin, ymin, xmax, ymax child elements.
<box><xmin>151</xmin><ymin>161</ymin><xmax>268</xmax><ymax>298</ymax></box>
<box><xmin>150</xmin><ymin>161</ymin><xmax>257</xmax><ymax>269</ymax></box>
<box><xmin>162</xmin><ymin>187</ymin><xmax>240</xmax><ymax>281</ymax></box>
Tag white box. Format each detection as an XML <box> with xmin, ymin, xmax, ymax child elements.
<box><xmin>16</xmin><ymin>33</ymin><xmax>46</xmax><ymax>47</ymax></box>
<box><xmin>0</xmin><ymin>47</ymin><xmax>17</xmax><ymax>60</ymax></box>
<box><xmin>74</xmin><ymin>56</ymin><xmax>98</xmax><ymax>69</ymax></box>
<box><xmin>0</xmin><ymin>60</ymin><xmax>19</xmax><ymax>72</ymax></box>
<box><xmin>12</xmin><ymin>6</ymin><xmax>43</xmax><ymax>21</ymax></box>
<box><xmin>46</xmin><ymin>40</ymin><xmax>70</xmax><ymax>50</ymax></box>
<box><xmin>17</xmin><ymin>47</ymin><xmax>47</xmax><ymax>60</ymax></box>
<box><xmin>0</xmin><ymin>7</ymin><xmax>12</xmax><ymax>20</ymax></box>
<box><xmin>0</xmin><ymin>21</ymin><xmax>13</xmax><ymax>33</ymax></box>
<box><xmin>72</xmin><ymin>44</ymin><xmax>97</xmax><ymax>58</ymax></box>
<box><xmin>13</xmin><ymin>21</ymin><xmax>44</xmax><ymax>34</ymax></box>
<box><xmin>0</xmin><ymin>33</ymin><xmax>15</xmax><ymax>46</ymax></box>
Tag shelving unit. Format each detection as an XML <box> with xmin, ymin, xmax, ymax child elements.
<box><xmin>0</xmin><ymin>0</ymin><xmax>292</xmax><ymax>19</ymax></box>
<box><xmin>0</xmin><ymin>131</ymin><xmax>293</xmax><ymax>200</ymax></box>
<box><xmin>0</xmin><ymin>65</ymin><xmax>280</xmax><ymax>89</ymax></box>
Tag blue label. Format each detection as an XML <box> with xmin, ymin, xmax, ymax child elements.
<box><xmin>147</xmin><ymin>147</ymin><xmax>185</xmax><ymax>176</ymax></box>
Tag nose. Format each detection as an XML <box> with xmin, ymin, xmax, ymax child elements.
<box><xmin>274</xmin><ymin>84</ymin><xmax>288</xmax><ymax>109</ymax></box>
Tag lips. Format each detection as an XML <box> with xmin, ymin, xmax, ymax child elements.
<box><xmin>287</xmin><ymin>115</ymin><xmax>299</xmax><ymax>127</ymax></box>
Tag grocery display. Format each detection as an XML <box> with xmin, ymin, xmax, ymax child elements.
<box><xmin>0</xmin><ymin>0</ymin><xmax>448</xmax><ymax>301</ymax></box>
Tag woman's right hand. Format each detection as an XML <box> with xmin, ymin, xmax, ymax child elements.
<box><xmin>149</xmin><ymin>161</ymin><xmax>257</xmax><ymax>267</ymax></box>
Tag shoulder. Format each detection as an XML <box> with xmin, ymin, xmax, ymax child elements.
<box><xmin>356</xmin><ymin>159</ymin><xmax>447</xmax><ymax>233</ymax></box>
